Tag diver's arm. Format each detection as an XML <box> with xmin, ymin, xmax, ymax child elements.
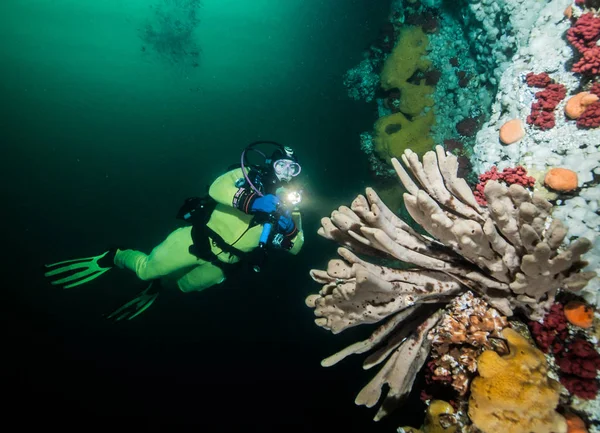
<box><xmin>209</xmin><ymin>168</ymin><xmax>257</xmax><ymax>212</ymax></box>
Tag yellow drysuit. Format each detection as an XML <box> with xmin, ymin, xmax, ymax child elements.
<box><xmin>113</xmin><ymin>168</ymin><xmax>304</xmax><ymax>292</ymax></box>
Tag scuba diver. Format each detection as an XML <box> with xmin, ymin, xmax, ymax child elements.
<box><xmin>44</xmin><ymin>141</ymin><xmax>305</xmax><ymax>321</ymax></box>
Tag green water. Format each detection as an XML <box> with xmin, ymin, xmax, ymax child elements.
<box><xmin>1</xmin><ymin>1</ymin><xmax>425</xmax><ymax>431</ymax></box>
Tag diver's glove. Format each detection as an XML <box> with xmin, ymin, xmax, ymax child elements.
<box><xmin>277</xmin><ymin>212</ymin><xmax>296</xmax><ymax>235</ymax></box>
<box><xmin>106</xmin><ymin>280</ymin><xmax>162</xmax><ymax>321</ymax></box>
<box><xmin>44</xmin><ymin>248</ymin><xmax>118</xmax><ymax>288</ymax></box>
<box><xmin>250</xmin><ymin>194</ymin><xmax>280</xmax><ymax>214</ymax></box>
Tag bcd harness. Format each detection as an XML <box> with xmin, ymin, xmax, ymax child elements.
<box><xmin>176</xmin><ymin>196</ymin><xmax>254</xmax><ymax>267</ymax></box>
<box><xmin>176</xmin><ymin>159</ymin><xmax>298</xmax><ymax>273</ymax></box>
<box><xmin>176</xmin><ymin>194</ymin><xmax>294</xmax><ymax>274</ymax></box>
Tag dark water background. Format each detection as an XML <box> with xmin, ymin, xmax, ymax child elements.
<box><xmin>1</xmin><ymin>0</ymin><xmax>426</xmax><ymax>430</ymax></box>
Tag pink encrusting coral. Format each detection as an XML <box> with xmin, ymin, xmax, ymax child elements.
<box><xmin>558</xmin><ymin>339</ymin><xmax>600</xmax><ymax>399</ymax></box>
<box><xmin>527</xmin><ymin>109</ymin><xmax>557</xmax><ymax>129</ymax></box>
<box><xmin>525</xmin><ymin>72</ymin><xmax>553</xmax><ymax>87</ymax></box>
<box><xmin>557</xmin><ymin>339</ymin><xmax>600</xmax><ymax>379</ymax></box>
<box><xmin>527</xmin><ymin>82</ymin><xmax>568</xmax><ymax>129</ymax></box>
<box><xmin>567</xmin><ymin>13</ymin><xmax>600</xmax><ymax>54</ymax></box>
<box><xmin>530</xmin><ymin>302</ymin><xmax>600</xmax><ymax>400</ymax></box>
<box><xmin>561</xmin><ymin>375</ymin><xmax>599</xmax><ymax>400</ymax></box>
<box><xmin>577</xmin><ymin>101</ymin><xmax>600</xmax><ymax>128</ymax></box>
<box><xmin>534</xmin><ymin>84</ymin><xmax>568</xmax><ymax>110</ymax></box>
<box><xmin>524</xmin><ymin>73</ymin><xmax>567</xmax><ymax>129</ymax></box>
<box><xmin>568</xmin><ymin>12</ymin><xmax>600</xmax><ymax>83</ymax></box>
<box><xmin>565</xmin><ymin>12</ymin><xmax>600</xmax><ymax>129</ymax></box>
<box><xmin>573</xmin><ymin>46</ymin><xmax>600</xmax><ymax>75</ymax></box>
<box><xmin>575</xmin><ymin>82</ymin><xmax>600</xmax><ymax>128</ymax></box>
<box><xmin>529</xmin><ymin>303</ymin><xmax>569</xmax><ymax>354</ymax></box>
<box><xmin>473</xmin><ymin>166</ymin><xmax>536</xmax><ymax>205</ymax></box>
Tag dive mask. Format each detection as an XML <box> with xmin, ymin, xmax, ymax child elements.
<box><xmin>273</xmin><ymin>159</ymin><xmax>301</xmax><ymax>181</ymax></box>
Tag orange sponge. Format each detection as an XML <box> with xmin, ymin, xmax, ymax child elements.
<box><xmin>564</xmin><ymin>301</ymin><xmax>594</xmax><ymax>329</ymax></box>
<box><xmin>544</xmin><ymin>168</ymin><xmax>578</xmax><ymax>191</ymax></box>
<box><xmin>564</xmin><ymin>413</ymin><xmax>588</xmax><ymax>433</ymax></box>
<box><xmin>565</xmin><ymin>92</ymin><xmax>599</xmax><ymax>119</ymax></box>
<box><xmin>499</xmin><ymin>119</ymin><xmax>525</xmax><ymax>145</ymax></box>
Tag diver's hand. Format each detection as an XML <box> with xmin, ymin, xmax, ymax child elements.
<box><xmin>250</xmin><ymin>194</ymin><xmax>280</xmax><ymax>214</ymax></box>
<box><xmin>278</xmin><ymin>212</ymin><xmax>295</xmax><ymax>235</ymax></box>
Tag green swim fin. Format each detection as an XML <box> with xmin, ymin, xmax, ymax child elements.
<box><xmin>44</xmin><ymin>249</ymin><xmax>117</xmax><ymax>289</ymax></box>
<box><xmin>106</xmin><ymin>280</ymin><xmax>162</xmax><ymax>321</ymax></box>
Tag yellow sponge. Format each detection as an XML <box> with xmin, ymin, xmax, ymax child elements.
<box><xmin>375</xmin><ymin>25</ymin><xmax>435</xmax><ymax>161</ymax></box>
<box><xmin>381</xmin><ymin>26</ymin><xmax>431</xmax><ymax>90</ymax></box>
<box><xmin>373</xmin><ymin>110</ymin><xmax>435</xmax><ymax>160</ymax></box>
<box><xmin>398</xmin><ymin>400</ymin><xmax>457</xmax><ymax>433</ymax></box>
<box><xmin>424</xmin><ymin>400</ymin><xmax>457</xmax><ymax>433</ymax></box>
<box><xmin>468</xmin><ymin>328</ymin><xmax>567</xmax><ymax>433</ymax></box>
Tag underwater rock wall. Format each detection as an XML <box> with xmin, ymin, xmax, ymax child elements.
<box><xmin>470</xmin><ymin>0</ymin><xmax>600</xmax><ymax>306</ymax></box>
<box><xmin>330</xmin><ymin>0</ymin><xmax>600</xmax><ymax>431</ymax></box>
<box><xmin>401</xmin><ymin>0</ymin><xmax>551</xmax><ymax>147</ymax></box>
<box><xmin>307</xmin><ymin>145</ymin><xmax>599</xmax><ymax>432</ymax></box>
<box><xmin>346</xmin><ymin>0</ymin><xmax>600</xmax><ymax>305</ymax></box>
<box><xmin>348</xmin><ymin>0</ymin><xmax>553</xmax><ymax>180</ymax></box>
<box><xmin>453</xmin><ymin>0</ymin><xmax>550</xmax><ymax>87</ymax></box>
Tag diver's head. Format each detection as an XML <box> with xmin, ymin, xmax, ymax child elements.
<box><xmin>269</xmin><ymin>146</ymin><xmax>301</xmax><ymax>183</ymax></box>
<box><xmin>240</xmin><ymin>141</ymin><xmax>302</xmax><ymax>195</ymax></box>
